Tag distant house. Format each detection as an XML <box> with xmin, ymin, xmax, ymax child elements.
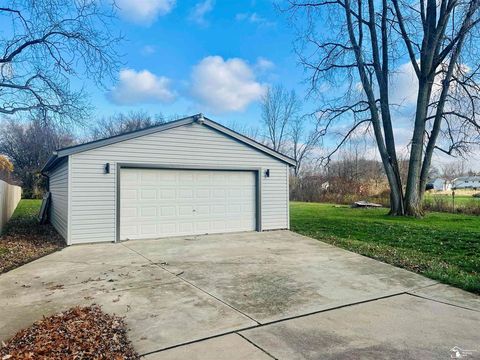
<box><xmin>428</xmin><ymin>178</ymin><xmax>452</xmax><ymax>191</ymax></box>
<box><xmin>321</xmin><ymin>181</ymin><xmax>330</xmax><ymax>191</ymax></box>
<box><xmin>452</xmin><ymin>176</ymin><xmax>480</xmax><ymax>190</ymax></box>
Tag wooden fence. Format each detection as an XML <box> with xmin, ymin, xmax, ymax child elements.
<box><xmin>0</xmin><ymin>180</ymin><xmax>21</xmax><ymax>233</ymax></box>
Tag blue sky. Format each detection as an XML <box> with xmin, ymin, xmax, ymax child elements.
<box><xmin>88</xmin><ymin>0</ymin><xmax>307</xmax><ymax>127</ymax></box>
<box><xmin>78</xmin><ymin>0</ymin><xmax>479</xmax><ymax>170</ymax></box>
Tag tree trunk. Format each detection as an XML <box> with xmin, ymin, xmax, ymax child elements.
<box><xmin>404</xmin><ymin>77</ymin><xmax>433</xmax><ymax>216</ymax></box>
<box><xmin>388</xmin><ymin>177</ymin><xmax>404</xmax><ymax>215</ymax></box>
<box><xmin>343</xmin><ymin>0</ymin><xmax>405</xmax><ymax>216</ymax></box>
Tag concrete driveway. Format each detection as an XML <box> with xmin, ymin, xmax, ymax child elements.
<box><xmin>0</xmin><ymin>230</ymin><xmax>479</xmax><ymax>359</ymax></box>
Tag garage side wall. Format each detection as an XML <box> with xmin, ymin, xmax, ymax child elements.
<box><xmin>69</xmin><ymin>123</ymin><xmax>289</xmax><ymax>244</ymax></box>
<box><xmin>49</xmin><ymin>158</ymin><xmax>68</xmax><ymax>241</ymax></box>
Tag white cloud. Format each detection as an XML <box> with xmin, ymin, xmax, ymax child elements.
<box><xmin>389</xmin><ymin>62</ymin><xmax>419</xmax><ymax>107</ymax></box>
<box><xmin>235</xmin><ymin>12</ymin><xmax>275</xmax><ymax>26</ymax></box>
<box><xmin>116</xmin><ymin>0</ymin><xmax>175</xmax><ymax>25</ymax></box>
<box><xmin>141</xmin><ymin>45</ymin><xmax>156</xmax><ymax>56</ymax></box>
<box><xmin>188</xmin><ymin>0</ymin><xmax>215</xmax><ymax>26</ymax></box>
<box><xmin>255</xmin><ymin>57</ymin><xmax>274</xmax><ymax>72</ymax></box>
<box><xmin>354</xmin><ymin>62</ymin><xmax>418</xmax><ymax>107</ymax></box>
<box><xmin>109</xmin><ymin>69</ymin><xmax>176</xmax><ymax>105</ymax></box>
<box><xmin>389</xmin><ymin>60</ymin><xmax>471</xmax><ymax>108</ymax></box>
<box><xmin>190</xmin><ymin>56</ymin><xmax>267</xmax><ymax>113</ymax></box>
<box><xmin>0</xmin><ymin>63</ymin><xmax>13</xmax><ymax>80</ymax></box>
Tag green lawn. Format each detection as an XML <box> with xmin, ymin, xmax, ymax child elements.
<box><xmin>425</xmin><ymin>193</ymin><xmax>480</xmax><ymax>206</ymax></box>
<box><xmin>290</xmin><ymin>202</ymin><xmax>480</xmax><ymax>294</ymax></box>
<box><xmin>13</xmin><ymin>199</ymin><xmax>41</xmax><ymax>216</ymax></box>
<box><xmin>2</xmin><ymin>199</ymin><xmax>42</xmax><ymax>235</ymax></box>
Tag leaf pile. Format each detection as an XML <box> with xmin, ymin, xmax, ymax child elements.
<box><xmin>0</xmin><ymin>305</ymin><xmax>139</xmax><ymax>360</ymax></box>
<box><xmin>0</xmin><ymin>200</ymin><xmax>64</xmax><ymax>274</ymax></box>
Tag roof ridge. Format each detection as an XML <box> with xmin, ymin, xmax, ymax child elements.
<box><xmin>41</xmin><ymin>114</ymin><xmax>296</xmax><ymax>173</ymax></box>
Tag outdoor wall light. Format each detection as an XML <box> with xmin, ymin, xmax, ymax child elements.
<box><xmin>104</xmin><ymin>163</ymin><xmax>110</xmax><ymax>174</ymax></box>
<box><xmin>265</xmin><ymin>169</ymin><xmax>270</xmax><ymax>178</ymax></box>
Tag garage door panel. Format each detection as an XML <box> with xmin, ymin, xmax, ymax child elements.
<box><xmin>212</xmin><ymin>173</ymin><xmax>227</xmax><ymax>184</ymax></box>
<box><xmin>140</xmin><ymin>207</ymin><xmax>157</xmax><ymax>217</ymax></box>
<box><xmin>179</xmin><ymin>205</ymin><xmax>194</xmax><ymax>216</ymax></box>
<box><xmin>161</xmin><ymin>223</ymin><xmax>177</xmax><ymax>234</ymax></box>
<box><xmin>122</xmin><ymin>189</ymin><xmax>137</xmax><ymax>200</ymax></box>
<box><xmin>160</xmin><ymin>206</ymin><xmax>176</xmax><ymax>217</ymax></box>
<box><xmin>160</xmin><ymin>189</ymin><xmax>175</xmax><ymax>200</ymax></box>
<box><xmin>140</xmin><ymin>189</ymin><xmax>157</xmax><ymax>200</ymax></box>
<box><xmin>213</xmin><ymin>189</ymin><xmax>226</xmax><ymax>199</ymax></box>
<box><xmin>228</xmin><ymin>188</ymin><xmax>243</xmax><ymax>198</ymax></box>
<box><xmin>227</xmin><ymin>203</ymin><xmax>242</xmax><ymax>214</ymax></box>
<box><xmin>212</xmin><ymin>205</ymin><xmax>226</xmax><ymax>214</ymax></box>
<box><xmin>195</xmin><ymin>221</ymin><xmax>210</xmax><ymax>232</ymax></box>
<box><xmin>120</xmin><ymin>168</ymin><xmax>256</xmax><ymax>240</ymax></box>
<box><xmin>140</xmin><ymin>171</ymin><xmax>157</xmax><ymax>184</ymax></box>
<box><xmin>196</xmin><ymin>188</ymin><xmax>210</xmax><ymax>198</ymax></box>
<box><xmin>211</xmin><ymin>220</ymin><xmax>226</xmax><ymax>232</ymax></box>
<box><xmin>195</xmin><ymin>173</ymin><xmax>211</xmax><ymax>184</ymax></box>
<box><xmin>158</xmin><ymin>172</ymin><xmax>176</xmax><ymax>183</ymax></box>
<box><xmin>122</xmin><ymin>171</ymin><xmax>138</xmax><ymax>184</ymax></box>
<box><xmin>196</xmin><ymin>205</ymin><xmax>210</xmax><ymax>215</ymax></box>
<box><xmin>121</xmin><ymin>225</ymin><xmax>138</xmax><ymax>237</ymax></box>
<box><xmin>179</xmin><ymin>222</ymin><xmax>194</xmax><ymax>233</ymax></box>
<box><xmin>179</xmin><ymin>172</ymin><xmax>194</xmax><ymax>183</ymax></box>
<box><xmin>140</xmin><ymin>224</ymin><xmax>157</xmax><ymax>235</ymax></box>
<box><xmin>122</xmin><ymin>207</ymin><xmax>137</xmax><ymax>217</ymax></box>
<box><xmin>178</xmin><ymin>189</ymin><xmax>193</xmax><ymax>199</ymax></box>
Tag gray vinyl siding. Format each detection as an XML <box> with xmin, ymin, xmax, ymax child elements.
<box><xmin>69</xmin><ymin>122</ymin><xmax>289</xmax><ymax>244</ymax></box>
<box><xmin>49</xmin><ymin>159</ymin><xmax>68</xmax><ymax>241</ymax></box>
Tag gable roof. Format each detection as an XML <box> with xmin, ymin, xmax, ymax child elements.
<box><xmin>42</xmin><ymin>114</ymin><xmax>296</xmax><ymax>172</ymax></box>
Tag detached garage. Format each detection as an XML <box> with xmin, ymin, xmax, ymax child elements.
<box><xmin>42</xmin><ymin>114</ymin><xmax>296</xmax><ymax>245</ymax></box>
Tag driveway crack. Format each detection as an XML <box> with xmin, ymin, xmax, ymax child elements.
<box><xmin>236</xmin><ymin>333</ymin><xmax>277</xmax><ymax>359</ymax></box>
<box><xmin>138</xmin><ymin>292</ymin><xmax>411</xmax><ymax>357</ymax></box>
<box><xmin>406</xmin><ymin>292</ymin><xmax>480</xmax><ymax>313</ymax></box>
<box><xmin>120</xmin><ymin>243</ymin><xmax>261</xmax><ymax>325</ymax></box>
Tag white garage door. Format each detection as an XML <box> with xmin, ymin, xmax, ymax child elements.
<box><xmin>120</xmin><ymin>168</ymin><xmax>257</xmax><ymax>240</ymax></box>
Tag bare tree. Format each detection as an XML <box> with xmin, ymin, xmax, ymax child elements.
<box><xmin>261</xmin><ymin>85</ymin><xmax>301</xmax><ymax>153</ymax></box>
<box><xmin>427</xmin><ymin>166</ymin><xmax>441</xmax><ymax>180</ymax></box>
<box><xmin>289</xmin><ymin>115</ymin><xmax>322</xmax><ymax>176</ymax></box>
<box><xmin>90</xmin><ymin>111</ymin><xmax>168</xmax><ymax>140</ymax></box>
<box><xmin>441</xmin><ymin>160</ymin><xmax>468</xmax><ymax>182</ymax></box>
<box><xmin>0</xmin><ymin>116</ymin><xmax>75</xmax><ymax>197</ymax></box>
<box><xmin>225</xmin><ymin>120</ymin><xmax>266</xmax><ymax>144</ymax></box>
<box><xmin>0</xmin><ymin>0</ymin><xmax>121</xmax><ymax>124</ymax></box>
<box><xmin>287</xmin><ymin>0</ymin><xmax>480</xmax><ymax>216</ymax></box>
